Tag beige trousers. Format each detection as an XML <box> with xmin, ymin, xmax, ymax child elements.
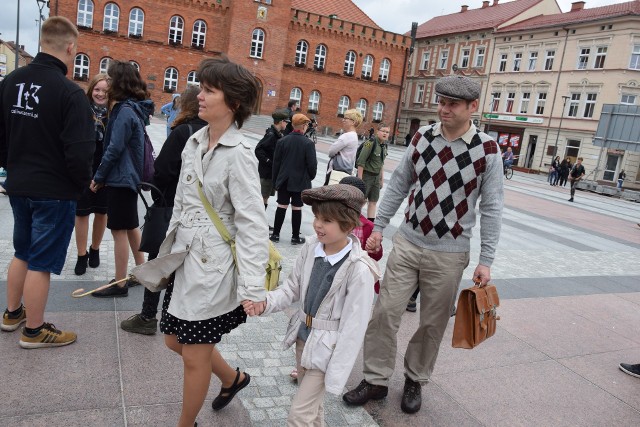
<box><xmin>287</xmin><ymin>339</ymin><xmax>326</xmax><ymax>427</ymax></box>
<box><xmin>363</xmin><ymin>234</ymin><xmax>469</xmax><ymax>386</ymax></box>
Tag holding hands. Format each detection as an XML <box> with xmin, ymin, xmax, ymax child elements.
<box><xmin>365</xmin><ymin>231</ymin><xmax>382</xmax><ymax>252</ymax></box>
<box><xmin>242</xmin><ymin>299</ymin><xmax>266</xmax><ymax>316</ymax></box>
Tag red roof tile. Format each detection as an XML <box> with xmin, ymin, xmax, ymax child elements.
<box><xmin>414</xmin><ymin>0</ymin><xmax>545</xmax><ymax>38</ymax></box>
<box><xmin>292</xmin><ymin>0</ymin><xmax>381</xmax><ymax>29</ymax></box>
<box><xmin>497</xmin><ymin>0</ymin><xmax>640</xmax><ymax>32</ymax></box>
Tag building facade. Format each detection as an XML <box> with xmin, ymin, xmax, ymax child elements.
<box><xmin>50</xmin><ymin>0</ymin><xmax>408</xmax><ymax>136</ymax></box>
<box><xmin>0</xmin><ymin>41</ymin><xmax>34</xmax><ymax>79</ymax></box>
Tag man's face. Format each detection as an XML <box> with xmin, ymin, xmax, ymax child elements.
<box><xmin>437</xmin><ymin>97</ymin><xmax>477</xmax><ymax>130</ymax></box>
<box><xmin>576</xmin><ymin>158</ymin><xmax>582</xmax><ymax>166</ymax></box>
<box><xmin>276</xmin><ymin>121</ymin><xmax>287</xmax><ymax>131</ymax></box>
<box><xmin>507</xmin><ymin>147</ymin><xmax>512</xmax><ymax>152</ymax></box>
<box><xmin>377</xmin><ymin>127</ymin><xmax>390</xmax><ymax>142</ymax></box>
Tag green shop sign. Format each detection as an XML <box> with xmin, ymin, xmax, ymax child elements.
<box><xmin>482</xmin><ymin>113</ymin><xmax>543</xmax><ymax>124</ymax></box>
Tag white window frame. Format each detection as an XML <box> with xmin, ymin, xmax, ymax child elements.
<box><xmin>103</xmin><ymin>3</ymin><xmax>119</xmax><ymax>32</ymax></box>
<box><xmin>415</xmin><ymin>84</ymin><xmax>425</xmax><ymax>104</ymax></box>
<box><xmin>421</xmin><ymin>51</ymin><xmax>430</xmax><ymax>70</ymax></box>
<box><xmin>474</xmin><ymin>47</ymin><xmax>485</xmax><ymax>68</ymax></box>
<box><xmin>164</xmin><ymin>67</ymin><xmax>179</xmax><ymax>92</ymax></box>
<box><xmin>438</xmin><ymin>50</ymin><xmax>449</xmax><ymax>69</ymax></box>
<box><xmin>295</xmin><ymin>40</ymin><xmax>308</xmax><ymax>66</ymax></box>
<box><xmin>513</xmin><ymin>53</ymin><xmax>522</xmax><ymax>72</ymax></box>
<box><xmin>593</xmin><ymin>46</ymin><xmax>607</xmax><ymax>69</ymax></box>
<box><xmin>344</xmin><ymin>50</ymin><xmax>356</xmax><ymax>75</ymax></box>
<box><xmin>519</xmin><ymin>92</ymin><xmax>530</xmax><ymax>114</ymax></box>
<box><xmin>187</xmin><ymin>71</ymin><xmax>199</xmax><ymax>86</ymax></box>
<box><xmin>535</xmin><ymin>92</ymin><xmax>547</xmax><ymax>115</ymax></box>
<box><xmin>74</xmin><ymin>53</ymin><xmax>90</xmax><ymax>80</ymax></box>
<box><xmin>505</xmin><ymin>92</ymin><xmax>515</xmax><ymax>113</ymax></box>
<box><xmin>490</xmin><ymin>92</ymin><xmax>500</xmax><ymax>112</ymax></box>
<box><xmin>356</xmin><ymin>99</ymin><xmax>368</xmax><ymax>119</ymax></box>
<box><xmin>379</xmin><ymin>58</ymin><xmax>390</xmax><ymax>82</ymax></box>
<box><xmin>544</xmin><ymin>50</ymin><xmax>555</xmax><ymax>70</ymax></box>
<box><xmin>99</xmin><ymin>57</ymin><xmax>112</xmax><ymax>74</ymax></box>
<box><xmin>250</xmin><ymin>28</ymin><xmax>265</xmax><ymax>59</ymax></box>
<box><xmin>169</xmin><ymin>16</ymin><xmax>184</xmax><ymax>45</ymax></box>
<box><xmin>372</xmin><ymin>102</ymin><xmax>384</xmax><ymax>121</ymax></box>
<box><xmin>460</xmin><ymin>48</ymin><xmax>470</xmax><ymax>68</ymax></box>
<box><xmin>362</xmin><ymin>55</ymin><xmax>374</xmax><ymax>79</ymax></box>
<box><xmin>577</xmin><ymin>47</ymin><xmax>590</xmax><ymax>69</ymax></box>
<box><xmin>568</xmin><ymin>93</ymin><xmax>581</xmax><ymax>117</ymax></box>
<box><xmin>337</xmin><ymin>95</ymin><xmax>350</xmax><ymax>115</ymax></box>
<box><xmin>290</xmin><ymin>87</ymin><xmax>302</xmax><ymax>104</ymax></box>
<box><xmin>192</xmin><ymin>20</ymin><xmax>206</xmax><ymax>49</ymax></box>
<box><xmin>314</xmin><ymin>44</ymin><xmax>327</xmax><ymax>70</ymax></box>
<box><xmin>630</xmin><ymin>45</ymin><xmax>640</xmax><ymax>70</ymax></box>
<box><xmin>528</xmin><ymin>51</ymin><xmax>538</xmax><ymax>71</ymax></box>
<box><xmin>621</xmin><ymin>94</ymin><xmax>636</xmax><ymax>105</ymax></box>
<box><xmin>498</xmin><ymin>53</ymin><xmax>507</xmax><ymax>72</ymax></box>
<box><xmin>77</xmin><ymin>0</ymin><xmax>94</xmax><ymax>28</ymax></box>
<box><xmin>583</xmin><ymin>93</ymin><xmax>597</xmax><ymax>118</ymax></box>
<box><xmin>308</xmin><ymin>90</ymin><xmax>320</xmax><ymax>112</ymax></box>
<box><xmin>129</xmin><ymin>8</ymin><xmax>144</xmax><ymax>37</ymax></box>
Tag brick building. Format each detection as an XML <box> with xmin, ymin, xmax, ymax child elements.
<box><xmin>50</xmin><ymin>0</ymin><xmax>409</xmax><ymax>136</ymax></box>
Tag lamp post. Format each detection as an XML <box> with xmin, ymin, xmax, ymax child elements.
<box><xmin>551</xmin><ymin>95</ymin><xmax>570</xmax><ymax>159</ymax></box>
<box><xmin>36</xmin><ymin>0</ymin><xmax>48</xmax><ymax>53</ymax></box>
<box><xmin>14</xmin><ymin>0</ymin><xmax>20</xmax><ymax>70</ymax></box>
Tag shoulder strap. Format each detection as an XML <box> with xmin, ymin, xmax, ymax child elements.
<box><xmin>197</xmin><ymin>179</ymin><xmax>238</xmax><ymax>268</ymax></box>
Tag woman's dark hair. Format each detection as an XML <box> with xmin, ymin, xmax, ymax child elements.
<box><xmin>196</xmin><ymin>56</ymin><xmax>259</xmax><ymax>129</ymax></box>
<box><xmin>107</xmin><ymin>61</ymin><xmax>148</xmax><ymax>102</ymax></box>
<box><xmin>172</xmin><ymin>85</ymin><xmax>200</xmax><ymax>128</ymax></box>
<box><xmin>311</xmin><ymin>201</ymin><xmax>360</xmax><ymax>233</ymax></box>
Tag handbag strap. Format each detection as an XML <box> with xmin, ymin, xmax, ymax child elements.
<box><xmin>196</xmin><ymin>179</ymin><xmax>238</xmax><ymax>267</ymax></box>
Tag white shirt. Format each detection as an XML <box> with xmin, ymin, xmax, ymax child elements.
<box><xmin>313</xmin><ymin>241</ymin><xmax>353</xmax><ymax>265</ymax></box>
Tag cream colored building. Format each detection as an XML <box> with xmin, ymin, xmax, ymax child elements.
<box><xmin>0</xmin><ymin>40</ymin><xmax>33</xmax><ymax>79</ymax></box>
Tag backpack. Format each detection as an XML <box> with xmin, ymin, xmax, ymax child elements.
<box><xmin>356</xmin><ymin>138</ymin><xmax>386</xmax><ymax>165</ymax></box>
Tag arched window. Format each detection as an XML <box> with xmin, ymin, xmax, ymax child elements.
<box><xmin>362</xmin><ymin>55</ymin><xmax>374</xmax><ymax>79</ymax></box>
<box><xmin>344</xmin><ymin>50</ymin><xmax>356</xmax><ymax>76</ymax></box>
<box><xmin>290</xmin><ymin>87</ymin><xmax>302</xmax><ymax>104</ymax></box>
<box><xmin>379</xmin><ymin>58</ymin><xmax>390</xmax><ymax>82</ymax></box>
<box><xmin>128</xmin><ymin>8</ymin><xmax>144</xmax><ymax>38</ymax></box>
<box><xmin>74</xmin><ymin>54</ymin><xmax>90</xmax><ymax>80</ymax></box>
<box><xmin>250</xmin><ymin>29</ymin><xmax>265</xmax><ymax>58</ymax></box>
<box><xmin>295</xmin><ymin>40</ymin><xmax>308</xmax><ymax>66</ymax></box>
<box><xmin>314</xmin><ymin>44</ymin><xmax>327</xmax><ymax>71</ymax></box>
<box><xmin>130</xmin><ymin>61</ymin><xmax>140</xmax><ymax>72</ymax></box>
<box><xmin>372</xmin><ymin>102</ymin><xmax>384</xmax><ymax>122</ymax></box>
<box><xmin>337</xmin><ymin>95</ymin><xmax>350</xmax><ymax>116</ymax></box>
<box><xmin>187</xmin><ymin>71</ymin><xmax>199</xmax><ymax>86</ymax></box>
<box><xmin>356</xmin><ymin>98</ymin><xmax>368</xmax><ymax>118</ymax></box>
<box><xmin>308</xmin><ymin>90</ymin><xmax>320</xmax><ymax>112</ymax></box>
<box><xmin>103</xmin><ymin>3</ymin><xmax>119</xmax><ymax>32</ymax></box>
<box><xmin>192</xmin><ymin>20</ymin><xmax>206</xmax><ymax>49</ymax></box>
<box><xmin>77</xmin><ymin>0</ymin><xmax>94</xmax><ymax>28</ymax></box>
<box><xmin>99</xmin><ymin>57</ymin><xmax>112</xmax><ymax>74</ymax></box>
<box><xmin>164</xmin><ymin>67</ymin><xmax>179</xmax><ymax>92</ymax></box>
<box><xmin>169</xmin><ymin>16</ymin><xmax>184</xmax><ymax>45</ymax></box>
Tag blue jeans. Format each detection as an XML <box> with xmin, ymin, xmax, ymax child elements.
<box><xmin>10</xmin><ymin>196</ymin><xmax>76</xmax><ymax>275</ymax></box>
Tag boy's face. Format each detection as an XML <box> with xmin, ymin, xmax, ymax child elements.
<box><xmin>313</xmin><ymin>215</ymin><xmax>351</xmax><ymax>249</ymax></box>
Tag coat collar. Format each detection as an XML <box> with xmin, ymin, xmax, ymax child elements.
<box><xmin>192</xmin><ymin>123</ymin><xmax>246</xmax><ymax>182</ymax></box>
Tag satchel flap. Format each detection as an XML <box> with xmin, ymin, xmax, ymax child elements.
<box><xmin>469</xmin><ymin>285</ymin><xmax>499</xmax><ymax>314</ymax></box>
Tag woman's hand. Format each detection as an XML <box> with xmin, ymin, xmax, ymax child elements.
<box><xmin>89</xmin><ymin>180</ymin><xmax>104</xmax><ymax>193</ymax></box>
<box><xmin>242</xmin><ymin>300</ymin><xmax>266</xmax><ymax>316</ymax></box>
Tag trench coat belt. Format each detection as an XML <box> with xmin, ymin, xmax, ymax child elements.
<box><xmin>297</xmin><ymin>309</ymin><xmax>340</xmax><ymax>331</ymax></box>
<box><xmin>179</xmin><ymin>211</ymin><xmax>212</xmax><ymax>228</ymax></box>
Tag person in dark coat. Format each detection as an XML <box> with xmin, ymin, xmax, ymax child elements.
<box><xmin>255</xmin><ymin>109</ymin><xmax>289</xmax><ymax>209</ymax></box>
<box><xmin>283</xmin><ymin>99</ymin><xmax>299</xmax><ymax>136</ymax></box>
<box><xmin>271</xmin><ymin>113</ymin><xmax>317</xmax><ymax>244</ymax></box>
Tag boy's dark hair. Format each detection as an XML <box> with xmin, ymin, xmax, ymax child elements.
<box><xmin>107</xmin><ymin>61</ymin><xmax>148</xmax><ymax>102</ymax></box>
<box><xmin>288</xmin><ymin>99</ymin><xmax>298</xmax><ymax>108</ymax></box>
<box><xmin>197</xmin><ymin>56</ymin><xmax>259</xmax><ymax>129</ymax></box>
<box><xmin>311</xmin><ymin>201</ymin><xmax>360</xmax><ymax>233</ymax></box>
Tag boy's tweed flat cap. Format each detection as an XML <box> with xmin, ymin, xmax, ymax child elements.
<box><xmin>435</xmin><ymin>75</ymin><xmax>480</xmax><ymax>101</ymax></box>
<box><xmin>272</xmin><ymin>109</ymin><xmax>291</xmax><ymax>123</ymax></box>
<box><xmin>292</xmin><ymin>113</ymin><xmax>311</xmax><ymax>127</ymax></box>
<box><xmin>302</xmin><ymin>184</ymin><xmax>365</xmax><ymax>213</ymax></box>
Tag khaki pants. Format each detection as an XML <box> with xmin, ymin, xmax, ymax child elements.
<box><xmin>288</xmin><ymin>340</ymin><xmax>326</xmax><ymax>426</ymax></box>
<box><xmin>363</xmin><ymin>234</ymin><xmax>469</xmax><ymax>386</ymax></box>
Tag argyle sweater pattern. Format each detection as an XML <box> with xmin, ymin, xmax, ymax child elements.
<box><xmin>374</xmin><ymin>124</ymin><xmax>504</xmax><ymax>266</ymax></box>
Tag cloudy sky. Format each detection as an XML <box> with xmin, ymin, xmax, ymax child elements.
<box><xmin>0</xmin><ymin>0</ymin><xmax>627</xmax><ymax>58</ymax></box>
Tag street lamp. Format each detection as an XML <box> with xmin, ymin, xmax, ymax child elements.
<box><xmin>36</xmin><ymin>0</ymin><xmax>48</xmax><ymax>53</ymax></box>
<box><xmin>551</xmin><ymin>95</ymin><xmax>570</xmax><ymax>159</ymax></box>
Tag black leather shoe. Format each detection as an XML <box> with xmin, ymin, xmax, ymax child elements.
<box><xmin>92</xmin><ymin>280</ymin><xmax>129</xmax><ymax>298</ymax></box>
<box><xmin>401</xmin><ymin>378</ymin><xmax>422</xmax><ymax>414</ymax></box>
<box><xmin>212</xmin><ymin>368</ymin><xmax>250</xmax><ymax>411</ymax></box>
<box><xmin>342</xmin><ymin>379</ymin><xmax>388</xmax><ymax>405</ymax></box>
<box><xmin>88</xmin><ymin>247</ymin><xmax>100</xmax><ymax>268</ymax></box>
<box><xmin>269</xmin><ymin>234</ymin><xmax>279</xmax><ymax>243</ymax></box>
<box><xmin>74</xmin><ymin>254</ymin><xmax>88</xmax><ymax>276</ymax></box>
<box><xmin>291</xmin><ymin>236</ymin><xmax>306</xmax><ymax>245</ymax></box>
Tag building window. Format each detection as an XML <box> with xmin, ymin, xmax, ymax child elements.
<box><xmin>460</xmin><ymin>49</ymin><xmax>470</xmax><ymax>68</ymax></box>
<box><xmin>99</xmin><ymin>57</ymin><xmax>112</xmax><ymax>74</ymax></box>
<box><xmin>164</xmin><ymin>67</ymin><xmax>179</xmax><ymax>92</ymax></box>
<box><xmin>372</xmin><ymin>102</ymin><xmax>384</xmax><ymax>122</ymax></box>
<box><xmin>77</xmin><ymin>0</ymin><xmax>94</xmax><ymax>28</ymax></box>
<box><xmin>490</xmin><ymin>92</ymin><xmax>500</xmax><ymax>112</ymax></box>
<box><xmin>103</xmin><ymin>3</ymin><xmax>119</xmax><ymax>32</ymax></box>
<box><xmin>295</xmin><ymin>40</ymin><xmax>308</xmax><ymax>66</ymax></box>
<box><xmin>528</xmin><ymin>51</ymin><xmax>538</xmax><ymax>71</ymax></box>
<box><xmin>498</xmin><ymin>54</ymin><xmax>507</xmax><ymax>72</ymax></box>
<box><xmin>544</xmin><ymin>50</ymin><xmax>555</xmax><ymax>70</ymax></box>
<box><xmin>621</xmin><ymin>94</ymin><xmax>636</xmax><ymax>105</ymax></box>
<box><xmin>378</xmin><ymin>59</ymin><xmax>390</xmax><ymax>82</ymax></box>
<box><xmin>308</xmin><ymin>90</ymin><xmax>320</xmax><ymax>113</ymax></box>
<box><xmin>290</xmin><ymin>87</ymin><xmax>302</xmax><ymax>104</ymax></box>
<box><xmin>519</xmin><ymin>92</ymin><xmax>530</xmax><ymax>114</ymax></box>
<box><xmin>593</xmin><ymin>46</ymin><xmax>607</xmax><ymax>69</ymax></box>
<box><xmin>192</xmin><ymin>20</ymin><xmax>206</xmax><ymax>49</ymax></box>
<box><xmin>474</xmin><ymin>47</ymin><xmax>485</xmax><ymax>67</ymax></box>
<box><xmin>356</xmin><ymin>99</ymin><xmax>368</xmax><ymax>119</ymax></box>
<box><xmin>438</xmin><ymin>50</ymin><xmax>449</xmax><ymax>69</ymax></box>
<box><xmin>337</xmin><ymin>95</ymin><xmax>350</xmax><ymax>115</ymax></box>
<box><xmin>630</xmin><ymin>45</ymin><xmax>640</xmax><ymax>70</ymax></box>
<box><xmin>250</xmin><ymin>29</ymin><xmax>265</xmax><ymax>58</ymax></box>
<box><xmin>566</xmin><ymin>139</ymin><xmax>581</xmax><ymax>159</ymax></box>
<box><xmin>535</xmin><ymin>92</ymin><xmax>547</xmax><ymax>115</ymax></box>
<box><xmin>577</xmin><ymin>48</ymin><xmax>590</xmax><ymax>69</ymax></box>
<box><xmin>421</xmin><ymin>52</ymin><xmax>430</xmax><ymax>70</ymax></box>
<box><xmin>129</xmin><ymin>8</ymin><xmax>144</xmax><ymax>38</ymax></box>
<box><xmin>130</xmin><ymin>61</ymin><xmax>140</xmax><ymax>71</ymax></box>
<box><xmin>568</xmin><ymin>93</ymin><xmax>581</xmax><ymax>117</ymax></box>
<box><xmin>513</xmin><ymin>53</ymin><xmax>522</xmax><ymax>72</ymax></box>
<box><xmin>168</xmin><ymin>16</ymin><xmax>184</xmax><ymax>45</ymax></box>
<box><xmin>362</xmin><ymin>55</ymin><xmax>374</xmax><ymax>79</ymax></box>
<box><xmin>74</xmin><ymin>53</ymin><xmax>90</xmax><ymax>80</ymax></box>
<box><xmin>415</xmin><ymin>84</ymin><xmax>425</xmax><ymax>104</ymax></box>
<box><xmin>344</xmin><ymin>50</ymin><xmax>356</xmax><ymax>76</ymax></box>
<box><xmin>505</xmin><ymin>92</ymin><xmax>515</xmax><ymax>113</ymax></box>
<box><xmin>187</xmin><ymin>71</ymin><xmax>199</xmax><ymax>86</ymax></box>
<box><xmin>583</xmin><ymin>93</ymin><xmax>597</xmax><ymax>118</ymax></box>
<box><xmin>314</xmin><ymin>44</ymin><xmax>327</xmax><ymax>71</ymax></box>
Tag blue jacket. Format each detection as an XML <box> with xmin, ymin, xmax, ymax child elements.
<box><xmin>94</xmin><ymin>99</ymin><xmax>154</xmax><ymax>192</ymax></box>
<box><xmin>161</xmin><ymin>95</ymin><xmax>180</xmax><ymax>128</ymax></box>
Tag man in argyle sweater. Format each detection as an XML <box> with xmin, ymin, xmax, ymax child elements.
<box><xmin>344</xmin><ymin>75</ymin><xmax>504</xmax><ymax>414</ymax></box>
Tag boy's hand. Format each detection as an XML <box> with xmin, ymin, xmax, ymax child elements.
<box><xmin>242</xmin><ymin>300</ymin><xmax>266</xmax><ymax>316</ymax></box>
<box><xmin>366</xmin><ymin>231</ymin><xmax>382</xmax><ymax>252</ymax></box>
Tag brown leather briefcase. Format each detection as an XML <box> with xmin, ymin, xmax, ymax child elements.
<box><xmin>452</xmin><ymin>282</ymin><xmax>500</xmax><ymax>349</ymax></box>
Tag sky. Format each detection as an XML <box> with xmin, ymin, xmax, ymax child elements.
<box><xmin>0</xmin><ymin>0</ymin><xmax>628</xmax><ymax>58</ymax></box>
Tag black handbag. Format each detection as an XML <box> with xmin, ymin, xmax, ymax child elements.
<box><xmin>138</xmin><ymin>183</ymin><xmax>172</xmax><ymax>254</ymax></box>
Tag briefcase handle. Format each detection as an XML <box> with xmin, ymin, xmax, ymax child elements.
<box><xmin>137</xmin><ymin>182</ymin><xmax>168</xmax><ymax>210</ymax></box>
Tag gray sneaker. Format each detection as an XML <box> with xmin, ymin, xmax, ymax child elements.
<box><xmin>120</xmin><ymin>314</ymin><xmax>157</xmax><ymax>335</ymax></box>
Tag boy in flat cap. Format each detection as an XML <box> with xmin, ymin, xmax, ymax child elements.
<box><xmin>344</xmin><ymin>75</ymin><xmax>504</xmax><ymax>413</ymax></box>
<box><xmin>243</xmin><ymin>184</ymin><xmax>379</xmax><ymax>426</ymax></box>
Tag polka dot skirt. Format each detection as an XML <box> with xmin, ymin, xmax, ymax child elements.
<box><xmin>159</xmin><ymin>284</ymin><xmax>247</xmax><ymax>345</ymax></box>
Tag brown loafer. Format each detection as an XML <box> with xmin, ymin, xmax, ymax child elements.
<box><xmin>211</xmin><ymin>368</ymin><xmax>250</xmax><ymax>411</ymax></box>
<box><xmin>342</xmin><ymin>379</ymin><xmax>388</xmax><ymax>405</ymax></box>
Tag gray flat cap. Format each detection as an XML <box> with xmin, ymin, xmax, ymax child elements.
<box><xmin>435</xmin><ymin>75</ymin><xmax>480</xmax><ymax>101</ymax></box>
